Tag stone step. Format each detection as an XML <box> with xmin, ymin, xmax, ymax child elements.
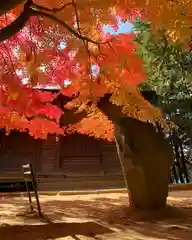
<box><xmin>37</xmin><ymin>174</ymin><xmax>123</xmax><ymax>182</ymax></box>
<box><xmin>37</xmin><ymin>178</ymin><xmax>125</xmax><ymax>191</ymax></box>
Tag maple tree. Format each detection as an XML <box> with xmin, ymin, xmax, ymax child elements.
<box><xmin>0</xmin><ymin>0</ymin><xmax>164</xmax><ymax>140</ymax></box>
<box><xmin>0</xmin><ymin>0</ymin><xmax>185</xmax><ymax>139</ymax></box>
<box><xmin>0</xmin><ymin>1</ymin><xmax>176</xmax><ymax>210</ymax></box>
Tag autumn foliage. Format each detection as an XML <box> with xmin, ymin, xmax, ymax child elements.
<box><xmin>0</xmin><ymin>0</ymin><xmax>182</xmax><ymax>139</ymax></box>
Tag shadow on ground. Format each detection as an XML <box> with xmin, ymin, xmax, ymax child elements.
<box><xmin>0</xmin><ymin>193</ymin><xmax>192</xmax><ymax>239</ymax></box>
<box><xmin>0</xmin><ymin>221</ymin><xmax>113</xmax><ymax>240</ymax></box>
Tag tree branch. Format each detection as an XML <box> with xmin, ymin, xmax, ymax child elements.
<box><xmin>30</xmin><ymin>6</ymin><xmax>107</xmax><ymax>45</ymax></box>
<box><xmin>71</xmin><ymin>0</ymin><xmax>94</xmax><ymax>93</ymax></box>
<box><xmin>31</xmin><ymin>2</ymin><xmax>72</xmax><ymax>13</ymax></box>
<box><xmin>0</xmin><ymin>0</ymin><xmax>110</xmax><ymax>46</ymax></box>
<box><xmin>0</xmin><ymin>0</ymin><xmax>32</xmax><ymax>42</ymax></box>
<box><xmin>0</xmin><ymin>0</ymin><xmax>25</xmax><ymax>16</ymax></box>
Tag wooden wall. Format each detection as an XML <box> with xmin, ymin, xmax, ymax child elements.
<box><xmin>59</xmin><ymin>134</ymin><xmax>102</xmax><ymax>176</ymax></box>
<box><xmin>0</xmin><ymin>131</ymin><xmax>122</xmax><ymax>177</ymax></box>
<box><xmin>59</xmin><ymin>133</ymin><xmax>122</xmax><ymax>176</ymax></box>
<box><xmin>0</xmin><ymin>131</ymin><xmax>40</xmax><ymax>173</ymax></box>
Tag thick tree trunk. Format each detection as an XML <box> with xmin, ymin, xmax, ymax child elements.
<box><xmin>58</xmin><ymin>92</ymin><xmax>174</xmax><ymax>210</ymax></box>
<box><xmin>115</xmin><ymin>118</ymin><xmax>173</xmax><ymax>210</ymax></box>
<box><xmin>97</xmin><ymin>94</ymin><xmax>174</xmax><ymax>210</ymax></box>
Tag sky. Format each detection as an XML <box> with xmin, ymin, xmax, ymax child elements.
<box><xmin>103</xmin><ymin>18</ymin><xmax>133</xmax><ymax>34</ymax></box>
<box><xmin>58</xmin><ymin>19</ymin><xmax>133</xmax><ymax>50</ymax></box>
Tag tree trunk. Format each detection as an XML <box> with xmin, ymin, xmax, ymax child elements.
<box><xmin>114</xmin><ymin>118</ymin><xmax>173</xmax><ymax>210</ymax></box>
<box><xmin>97</xmin><ymin>94</ymin><xmax>174</xmax><ymax>210</ymax></box>
<box><xmin>172</xmin><ymin>164</ymin><xmax>179</xmax><ymax>183</ymax></box>
<box><xmin>179</xmin><ymin>140</ymin><xmax>190</xmax><ymax>183</ymax></box>
<box><xmin>173</xmin><ymin>137</ymin><xmax>185</xmax><ymax>183</ymax></box>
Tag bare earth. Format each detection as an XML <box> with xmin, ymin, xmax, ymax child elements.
<box><xmin>0</xmin><ymin>190</ymin><xmax>192</xmax><ymax>240</ymax></box>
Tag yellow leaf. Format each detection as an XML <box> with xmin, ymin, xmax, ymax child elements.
<box><xmin>7</xmin><ymin>91</ymin><xmax>19</xmax><ymax>103</ymax></box>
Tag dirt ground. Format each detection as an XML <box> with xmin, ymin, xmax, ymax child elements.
<box><xmin>0</xmin><ymin>190</ymin><xmax>192</xmax><ymax>240</ymax></box>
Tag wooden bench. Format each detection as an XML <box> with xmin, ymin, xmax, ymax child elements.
<box><xmin>0</xmin><ymin>174</ymin><xmax>35</xmax><ymax>192</ymax></box>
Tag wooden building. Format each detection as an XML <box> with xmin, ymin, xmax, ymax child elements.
<box><xmin>0</xmin><ymin>90</ymin><xmax>162</xmax><ymax>191</ymax></box>
<box><xmin>0</xmin><ymin>131</ymin><xmax>125</xmax><ymax>191</ymax></box>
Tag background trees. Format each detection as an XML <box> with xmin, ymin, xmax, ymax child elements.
<box><xmin>134</xmin><ymin>18</ymin><xmax>192</xmax><ymax>182</ymax></box>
